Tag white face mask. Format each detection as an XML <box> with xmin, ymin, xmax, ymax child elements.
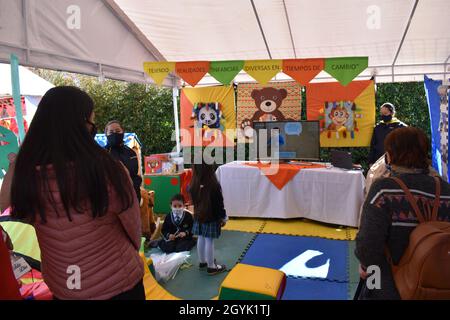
<box><xmin>172</xmin><ymin>207</ymin><xmax>184</xmax><ymax>217</ymax></box>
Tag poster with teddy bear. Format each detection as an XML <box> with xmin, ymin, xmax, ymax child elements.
<box><xmin>236</xmin><ymin>82</ymin><xmax>302</xmax><ymax>141</ymax></box>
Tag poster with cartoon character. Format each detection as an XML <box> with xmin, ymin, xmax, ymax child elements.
<box><xmin>180</xmin><ymin>86</ymin><xmax>235</xmax><ymax>147</ymax></box>
<box><xmin>237</xmin><ymin>82</ymin><xmax>302</xmax><ymax>141</ymax></box>
<box><xmin>0</xmin><ymin>126</ymin><xmax>19</xmax><ymax>179</ymax></box>
<box><xmin>191</xmin><ymin>102</ymin><xmax>225</xmax><ymax>141</ymax></box>
<box><xmin>324</xmin><ymin>101</ymin><xmax>361</xmax><ymax>139</ymax></box>
<box><xmin>437</xmin><ymin>84</ymin><xmax>449</xmax><ymax>180</ymax></box>
<box><xmin>424</xmin><ymin>76</ymin><xmax>449</xmax><ymax>182</ymax></box>
<box><xmin>307</xmin><ymin>80</ymin><xmax>375</xmax><ymax>147</ymax></box>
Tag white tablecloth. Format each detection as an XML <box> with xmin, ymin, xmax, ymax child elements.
<box><xmin>216</xmin><ymin>161</ymin><xmax>365</xmax><ymax>227</ymax></box>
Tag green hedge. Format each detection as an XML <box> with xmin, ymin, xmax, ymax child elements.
<box><xmin>33</xmin><ymin>69</ymin><xmax>430</xmax><ymax>170</ymax></box>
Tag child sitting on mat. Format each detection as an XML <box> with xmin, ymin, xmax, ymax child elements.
<box><xmin>158</xmin><ymin>194</ymin><xmax>196</xmax><ymax>253</ymax></box>
<box><xmin>189</xmin><ymin>162</ymin><xmax>228</xmax><ymax>275</ymax></box>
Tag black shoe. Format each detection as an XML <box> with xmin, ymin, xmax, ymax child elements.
<box><xmin>207</xmin><ymin>264</ymin><xmax>226</xmax><ymax>275</ymax></box>
<box><xmin>199</xmin><ymin>259</ymin><xmax>216</xmax><ymax>269</ymax></box>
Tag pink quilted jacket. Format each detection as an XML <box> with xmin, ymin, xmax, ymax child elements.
<box><xmin>29</xmin><ymin>167</ymin><xmax>144</xmax><ymax>300</ymax></box>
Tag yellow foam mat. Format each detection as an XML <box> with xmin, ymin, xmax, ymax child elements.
<box><xmin>261</xmin><ymin>219</ymin><xmax>357</xmax><ymax>240</ymax></box>
<box><xmin>222</xmin><ymin>218</ymin><xmax>265</xmax><ymax>233</ymax></box>
<box><xmin>140</xmin><ymin>254</ymin><xmax>180</xmax><ymax>300</ymax></box>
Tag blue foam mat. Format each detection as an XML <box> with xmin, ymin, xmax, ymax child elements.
<box><xmin>282</xmin><ymin>278</ymin><xmax>348</xmax><ymax>300</ymax></box>
<box><xmin>241</xmin><ymin>233</ymin><xmax>349</xmax><ymax>282</ymax></box>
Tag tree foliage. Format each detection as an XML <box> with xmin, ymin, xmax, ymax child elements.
<box><xmin>33</xmin><ymin>69</ymin><xmax>430</xmax><ymax>171</ymax></box>
<box><xmin>32</xmin><ymin>69</ymin><xmax>175</xmax><ymax>156</ymax></box>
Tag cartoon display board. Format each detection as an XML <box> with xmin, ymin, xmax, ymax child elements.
<box><xmin>180</xmin><ymin>86</ymin><xmax>235</xmax><ymax>147</ymax></box>
<box><xmin>306</xmin><ymin>80</ymin><xmax>375</xmax><ymax>147</ymax></box>
<box><xmin>236</xmin><ymin>82</ymin><xmax>302</xmax><ymax>141</ymax></box>
<box><xmin>0</xmin><ymin>96</ymin><xmax>29</xmax><ymax>136</ymax></box>
<box><xmin>0</xmin><ymin>126</ymin><xmax>19</xmax><ymax>179</ymax></box>
<box><xmin>424</xmin><ymin>76</ymin><xmax>449</xmax><ymax>182</ymax></box>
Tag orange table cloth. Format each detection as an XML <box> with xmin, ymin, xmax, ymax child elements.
<box><xmin>245</xmin><ymin>162</ymin><xmax>326</xmax><ymax>190</ymax></box>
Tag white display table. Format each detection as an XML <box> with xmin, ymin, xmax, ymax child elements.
<box><xmin>216</xmin><ymin>161</ymin><xmax>365</xmax><ymax>227</ymax></box>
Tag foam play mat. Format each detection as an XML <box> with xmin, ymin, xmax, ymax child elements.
<box><xmin>261</xmin><ymin>219</ymin><xmax>356</xmax><ymax>240</ymax></box>
<box><xmin>222</xmin><ymin>217</ymin><xmax>357</xmax><ymax>240</ymax></box>
<box><xmin>146</xmin><ymin>230</ymin><xmax>256</xmax><ymax>300</ymax></box>
<box><xmin>282</xmin><ymin>278</ymin><xmax>348</xmax><ymax>300</ymax></box>
<box><xmin>240</xmin><ymin>234</ymin><xmax>349</xmax><ymax>282</ymax></box>
<box><xmin>222</xmin><ymin>218</ymin><xmax>266</xmax><ymax>233</ymax></box>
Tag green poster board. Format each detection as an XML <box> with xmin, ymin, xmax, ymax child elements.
<box><xmin>0</xmin><ymin>126</ymin><xmax>19</xmax><ymax>179</ymax></box>
<box><xmin>143</xmin><ymin>174</ymin><xmax>181</xmax><ymax>214</ymax></box>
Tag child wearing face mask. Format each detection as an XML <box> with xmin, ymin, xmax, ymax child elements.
<box><xmin>158</xmin><ymin>194</ymin><xmax>196</xmax><ymax>253</ymax></box>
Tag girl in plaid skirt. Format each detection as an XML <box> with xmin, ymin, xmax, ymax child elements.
<box><xmin>189</xmin><ymin>163</ymin><xmax>228</xmax><ymax>275</ymax></box>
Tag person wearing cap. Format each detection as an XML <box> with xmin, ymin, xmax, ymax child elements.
<box><xmin>368</xmin><ymin>103</ymin><xmax>407</xmax><ymax>166</ymax></box>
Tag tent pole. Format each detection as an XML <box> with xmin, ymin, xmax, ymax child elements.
<box><xmin>391</xmin><ymin>0</ymin><xmax>419</xmax><ymax>80</ymax></box>
<box><xmin>21</xmin><ymin>0</ymin><xmax>30</xmax><ymax>63</ymax></box>
<box><xmin>172</xmin><ymin>85</ymin><xmax>181</xmax><ymax>155</ymax></box>
<box><xmin>444</xmin><ymin>54</ymin><xmax>450</xmax><ymax>82</ymax></box>
<box><xmin>250</xmin><ymin>0</ymin><xmax>272</xmax><ymax>59</ymax></box>
<box><xmin>10</xmin><ymin>54</ymin><xmax>26</xmax><ymax>144</ymax></box>
<box><xmin>282</xmin><ymin>0</ymin><xmax>297</xmax><ymax>58</ymax></box>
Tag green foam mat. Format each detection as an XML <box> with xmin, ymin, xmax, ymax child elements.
<box><xmin>145</xmin><ymin>230</ymin><xmax>256</xmax><ymax>300</ymax></box>
<box><xmin>347</xmin><ymin>240</ymin><xmax>360</xmax><ymax>300</ymax></box>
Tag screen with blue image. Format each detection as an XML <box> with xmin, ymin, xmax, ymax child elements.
<box><xmin>253</xmin><ymin>121</ymin><xmax>320</xmax><ymax>160</ymax></box>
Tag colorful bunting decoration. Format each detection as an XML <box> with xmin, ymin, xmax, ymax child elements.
<box><xmin>243</xmin><ymin>60</ymin><xmax>283</xmax><ymax>85</ymax></box>
<box><xmin>175</xmin><ymin>61</ymin><xmax>210</xmax><ymax>87</ymax></box>
<box><xmin>324</xmin><ymin>57</ymin><xmax>368</xmax><ymax>86</ymax></box>
<box><xmin>143</xmin><ymin>57</ymin><xmax>368</xmax><ymax>87</ymax></box>
<box><xmin>143</xmin><ymin>61</ymin><xmax>175</xmax><ymax>85</ymax></box>
<box><xmin>209</xmin><ymin>60</ymin><xmax>244</xmax><ymax>85</ymax></box>
<box><xmin>282</xmin><ymin>59</ymin><xmax>324</xmax><ymax>85</ymax></box>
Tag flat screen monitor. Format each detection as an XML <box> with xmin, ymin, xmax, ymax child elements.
<box><xmin>253</xmin><ymin>121</ymin><xmax>320</xmax><ymax>161</ymax></box>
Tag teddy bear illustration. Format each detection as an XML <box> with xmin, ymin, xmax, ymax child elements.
<box><xmin>241</xmin><ymin>87</ymin><xmax>288</xmax><ymax>138</ymax></box>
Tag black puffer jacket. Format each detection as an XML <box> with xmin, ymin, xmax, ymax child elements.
<box><xmin>106</xmin><ymin>144</ymin><xmax>142</xmax><ymax>202</ymax></box>
<box><xmin>368</xmin><ymin>119</ymin><xmax>407</xmax><ymax>164</ymax></box>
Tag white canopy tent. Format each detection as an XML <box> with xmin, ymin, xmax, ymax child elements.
<box><xmin>0</xmin><ymin>63</ymin><xmax>54</xmax><ymax>96</ymax></box>
<box><xmin>0</xmin><ymin>0</ymin><xmax>449</xmax><ymax>151</ymax></box>
<box><xmin>1</xmin><ymin>0</ymin><xmax>449</xmax><ymax>84</ymax></box>
<box><xmin>0</xmin><ymin>63</ymin><xmax>54</xmax><ymax>126</ymax></box>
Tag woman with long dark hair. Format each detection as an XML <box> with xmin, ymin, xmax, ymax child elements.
<box><xmin>0</xmin><ymin>86</ymin><xmax>144</xmax><ymax>300</ymax></box>
<box><xmin>189</xmin><ymin>162</ymin><xmax>228</xmax><ymax>275</ymax></box>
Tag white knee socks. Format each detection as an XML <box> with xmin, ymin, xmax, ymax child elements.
<box><xmin>197</xmin><ymin>236</ymin><xmax>215</xmax><ymax>268</ymax></box>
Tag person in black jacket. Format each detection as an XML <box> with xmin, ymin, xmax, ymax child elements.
<box><xmin>368</xmin><ymin>103</ymin><xmax>407</xmax><ymax>166</ymax></box>
<box><xmin>104</xmin><ymin>120</ymin><xmax>142</xmax><ymax>202</ymax></box>
<box><xmin>189</xmin><ymin>162</ymin><xmax>228</xmax><ymax>275</ymax></box>
<box><xmin>158</xmin><ymin>194</ymin><xmax>196</xmax><ymax>253</ymax></box>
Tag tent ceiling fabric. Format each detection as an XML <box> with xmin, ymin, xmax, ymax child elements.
<box><xmin>116</xmin><ymin>0</ymin><xmax>450</xmax><ymax>83</ymax></box>
<box><xmin>0</xmin><ymin>0</ymin><xmax>172</xmax><ymax>84</ymax></box>
<box><xmin>0</xmin><ymin>0</ymin><xmax>449</xmax><ymax>84</ymax></box>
